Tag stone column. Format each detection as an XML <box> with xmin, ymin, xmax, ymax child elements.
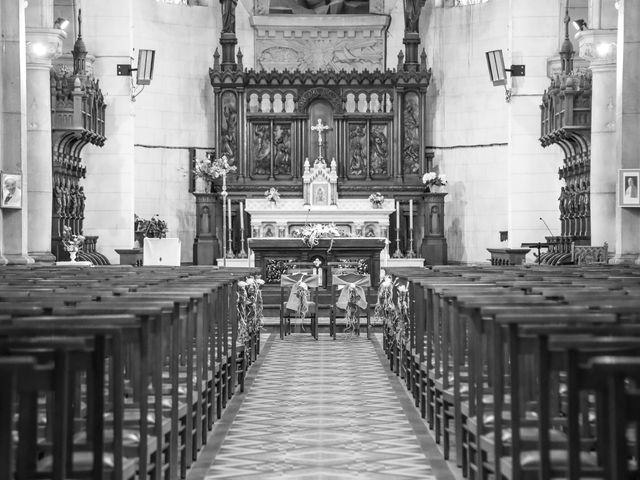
<box><xmin>1</xmin><ymin>0</ymin><xmax>31</xmax><ymax>264</ymax></box>
<box><xmin>25</xmin><ymin>26</ymin><xmax>65</xmax><ymax>262</ymax></box>
<box><xmin>614</xmin><ymin>0</ymin><xmax>640</xmax><ymax>263</ymax></box>
<box><xmin>577</xmin><ymin>29</ymin><xmax>617</xmax><ymax>249</ymax></box>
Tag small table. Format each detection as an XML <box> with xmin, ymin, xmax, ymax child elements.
<box><xmin>486</xmin><ymin>248</ymin><xmax>531</xmax><ymax>266</ymax></box>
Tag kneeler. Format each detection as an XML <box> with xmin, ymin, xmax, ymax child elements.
<box><xmin>280</xmin><ymin>272</ymin><xmax>319</xmax><ymax>340</ymax></box>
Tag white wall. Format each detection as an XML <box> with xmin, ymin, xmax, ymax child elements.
<box><xmin>421</xmin><ymin>0</ymin><xmax>565</xmax><ymax>263</ymax></box>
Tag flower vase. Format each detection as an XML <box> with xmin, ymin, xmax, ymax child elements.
<box><xmin>371</xmin><ymin>203</ymin><xmax>382</xmax><ymax>209</ymax></box>
<box><xmin>270</xmin><ymin>201</ymin><xmax>276</xmax><ymax>209</ymax></box>
<box><xmin>69</xmin><ymin>250</ymin><xmax>77</xmax><ymax>262</ymax></box>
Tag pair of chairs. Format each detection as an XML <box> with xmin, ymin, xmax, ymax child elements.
<box><xmin>279</xmin><ymin>262</ymin><xmax>373</xmax><ymax>340</ymax></box>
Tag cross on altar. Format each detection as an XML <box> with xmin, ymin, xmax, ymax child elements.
<box><xmin>311</xmin><ymin>118</ymin><xmax>331</xmax><ymax>161</ymax></box>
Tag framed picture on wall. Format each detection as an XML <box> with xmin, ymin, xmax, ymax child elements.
<box><xmin>1</xmin><ymin>172</ymin><xmax>22</xmax><ymax>209</ymax></box>
<box><xmin>619</xmin><ymin>169</ymin><xmax>640</xmax><ymax>207</ymax></box>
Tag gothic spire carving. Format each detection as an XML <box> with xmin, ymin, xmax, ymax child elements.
<box><xmin>559</xmin><ymin>0</ymin><xmax>574</xmax><ymax>75</ymax></box>
<box><xmin>72</xmin><ymin>9</ymin><xmax>87</xmax><ymax>76</ymax></box>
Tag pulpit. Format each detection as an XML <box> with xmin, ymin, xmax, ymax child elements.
<box><xmin>248</xmin><ymin>237</ymin><xmax>386</xmax><ymax>285</ymax></box>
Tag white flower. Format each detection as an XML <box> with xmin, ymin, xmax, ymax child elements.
<box><xmin>255</xmin><ymin>278</ymin><xmax>265</xmax><ymax>286</ymax></box>
<box><xmin>422</xmin><ymin>172</ymin><xmax>436</xmax><ymax>184</ymax></box>
<box><xmin>237</xmin><ymin>281</ymin><xmax>247</xmax><ymax>288</ymax></box>
<box><xmin>246</xmin><ymin>277</ymin><xmax>255</xmax><ymax>285</ymax></box>
<box><xmin>397</xmin><ymin>285</ymin><xmax>408</xmax><ymax>293</ymax></box>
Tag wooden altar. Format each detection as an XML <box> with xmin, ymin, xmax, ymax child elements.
<box><xmin>248</xmin><ymin>237</ymin><xmax>386</xmax><ymax>285</ymax></box>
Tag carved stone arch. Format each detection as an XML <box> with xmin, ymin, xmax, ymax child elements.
<box><xmin>297</xmin><ymin>87</ymin><xmax>343</xmax><ymax>114</ymax></box>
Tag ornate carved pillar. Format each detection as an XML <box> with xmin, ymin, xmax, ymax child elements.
<box><xmin>26</xmin><ymin>21</ymin><xmax>66</xmax><ymax>263</ymax></box>
<box><xmin>420</xmin><ymin>192</ymin><xmax>447</xmax><ymax>264</ymax></box>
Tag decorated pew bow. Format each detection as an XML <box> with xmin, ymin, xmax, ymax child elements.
<box><xmin>283</xmin><ymin>273</ymin><xmax>319</xmax><ymax>321</ymax></box>
<box><xmin>334</xmin><ymin>275</ymin><xmax>371</xmax><ymax>335</ymax></box>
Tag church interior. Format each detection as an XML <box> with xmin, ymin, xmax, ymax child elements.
<box><xmin>1</xmin><ymin>0</ymin><xmax>640</xmax><ymax>479</ymax></box>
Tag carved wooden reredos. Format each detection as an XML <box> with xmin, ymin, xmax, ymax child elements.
<box><xmin>210</xmin><ymin>55</ymin><xmax>431</xmax><ymax>196</ymax></box>
<box><xmin>210</xmin><ymin>11</ymin><xmax>432</xmax><ymax>198</ymax></box>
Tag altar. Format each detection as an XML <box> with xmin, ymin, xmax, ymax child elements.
<box><xmin>248</xmin><ymin>237</ymin><xmax>387</xmax><ymax>285</ymax></box>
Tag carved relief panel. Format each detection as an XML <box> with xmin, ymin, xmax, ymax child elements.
<box><xmin>252</xmin><ymin>123</ymin><xmax>272</xmax><ymax>176</ymax></box>
<box><xmin>369</xmin><ymin>123</ymin><xmax>389</xmax><ymax>177</ymax></box>
<box><xmin>220</xmin><ymin>91</ymin><xmax>238</xmax><ymax>167</ymax></box>
<box><xmin>403</xmin><ymin>91</ymin><xmax>421</xmax><ymax>174</ymax></box>
<box><xmin>273</xmin><ymin>123</ymin><xmax>292</xmax><ymax>177</ymax></box>
<box><xmin>347</xmin><ymin>123</ymin><xmax>367</xmax><ymax>179</ymax></box>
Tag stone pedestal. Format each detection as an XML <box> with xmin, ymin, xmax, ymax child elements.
<box><xmin>420</xmin><ymin>193</ymin><xmax>447</xmax><ymax>265</ymax></box>
<box><xmin>193</xmin><ymin>193</ymin><xmax>221</xmax><ymax>265</ymax></box>
<box><xmin>25</xmin><ymin>28</ymin><xmax>65</xmax><ymax>263</ymax></box>
<box><xmin>220</xmin><ymin>33</ymin><xmax>237</xmax><ymax>70</ymax></box>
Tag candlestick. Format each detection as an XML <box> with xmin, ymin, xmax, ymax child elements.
<box><xmin>227</xmin><ymin>198</ymin><xmax>235</xmax><ymax>258</ymax></box>
<box><xmin>221</xmin><ymin>176</ymin><xmax>228</xmax><ymax>267</ymax></box>
<box><xmin>396</xmin><ymin>200</ymin><xmax>400</xmax><ymax>229</ymax></box>
<box><xmin>406</xmin><ymin>227</ymin><xmax>416</xmax><ymax>258</ymax></box>
<box><xmin>238</xmin><ymin>227</ymin><xmax>248</xmax><ymax>258</ymax></box>
<box><xmin>409</xmin><ymin>199</ymin><xmax>413</xmax><ymax>230</ymax></box>
<box><xmin>240</xmin><ymin>201</ymin><xmax>244</xmax><ymax>229</ymax></box>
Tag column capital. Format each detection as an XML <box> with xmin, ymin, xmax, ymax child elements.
<box><xmin>25</xmin><ymin>27</ymin><xmax>66</xmax><ymax>67</ymax></box>
<box><xmin>576</xmin><ymin>29</ymin><xmax>617</xmax><ymax>69</ymax></box>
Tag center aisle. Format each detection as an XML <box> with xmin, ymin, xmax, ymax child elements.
<box><xmin>188</xmin><ymin>333</ymin><xmax>456</xmax><ymax>480</ymax></box>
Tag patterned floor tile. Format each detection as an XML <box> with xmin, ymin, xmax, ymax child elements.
<box><xmin>198</xmin><ymin>333</ymin><xmax>439</xmax><ymax>480</ymax></box>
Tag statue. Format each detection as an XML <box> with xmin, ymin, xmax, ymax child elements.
<box><xmin>201</xmin><ymin>206</ymin><xmax>211</xmax><ymax>234</ymax></box>
<box><xmin>54</xmin><ymin>182</ymin><xmax>63</xmax><ymax>216</ymax></box>
<box><xmin>77</xmin><ymin>186</ymin><xmax>86</xmax><ymax>218</ymax></box>
<box><xmin>404</xmin><ymin>0</ymin><xmax>423</xmax><ymax>34</ymax></box>
<box><xmin>220</xmin><ymin>0</ymin><xmax>238</xmax><ymax>34</ymax></box>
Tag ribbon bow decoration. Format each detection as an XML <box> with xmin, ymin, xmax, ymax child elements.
<box><xmin>334</xmin><ymin>274</ymin><xmax>370</xmax><ymax>311</ymax></box>
<box><xmin>282</xmin><ymin>273</ymin><xmax>319</xmax><ymax>317</ymax></box>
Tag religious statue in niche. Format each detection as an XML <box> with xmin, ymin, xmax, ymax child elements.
<box><xmin>253</xmin><ymin>125</ymin><xmax>272</xmax><ymax>176</ymax></box>
<box><xmin>404</xmin><ymin>0</ymin><xmax>422</xmax><ymax>33</ymax></box>
<box><xmin>348</xmin><ymin>124</ymin><xmax>366</xmax><ymax>177</ymax></box>
<box><xmin>220</xmin><ymin>94</ymin><xmax>238</xmax><ymax>166</ymax></box>
<box><xmin>220</xmin><ymin>0</ymin><xmax>238</xmax><ymax>34</ymax></box>
<box><xmin>312</xmin><ymin>184</ymin><xmax>328</xmax><ymax>206</ymax></box>
<box><xmin>200</xmin><ymin>206</ymin><xmax>211</xmax><ymax>234</ymax></box>
<box><xmin>369</xmin><ymin>124</ymin><xmax>389</xmax><ymax>176</ymax></box>
<box><xmin>403</xmin><ymin>94</ymin><xmax>421</xmax><ymax>174</ymax></box>
<box><xmin>430</xmin><ymin>205</ymin><xmax>441</xmax><ymax>235</ymax></box>
<box><xmin>273</xmin><ymin>124</ymin><xmax>292</xmax><ymax>176</ymax></box>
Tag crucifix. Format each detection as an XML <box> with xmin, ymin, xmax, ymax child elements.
<box><xmin>310</xmin><ymin>118</ymin><xmax>331</xmax><ymax>162</ymax></box>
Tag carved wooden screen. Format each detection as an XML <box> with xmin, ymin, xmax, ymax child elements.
<box><xmin>210</xmin><ymin>66</ymin><xmax>431</xmax><ymax>196</ymax></box>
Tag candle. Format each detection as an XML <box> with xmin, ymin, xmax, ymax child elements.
<box><xmin>396</xmin><ymin>201</ymin><xmax>400</xmax><ymax>229</ymax></box>
<box><xmin>409</xmin><ymin>199</ymin><xmax>413</xmax><ymax>230</ymax></box>
<box><xmin>222</xmin><ymin>173</ymin><xmax>226</xmax><ymax>190</ymax></box>
<box><xmin>228</xmin><ymin>198</ymin><xmax>232</xmax><ymax>231</ymax></box>
<box><xmin>240</xmin><ymin>201</ymin><xmax>244</xmax><ymax>229</ymax></box>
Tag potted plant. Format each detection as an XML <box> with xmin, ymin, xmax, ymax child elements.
<box><xmin>422</xmin><ymin>171</ymin><xmax>447</xmax><ymax>192</ymax></box>
<box><xmin>264</xmin><ymin>187</ymin><xmax>280</xmax><ymax>206</ymax></box>
<box><xmin>134</xmin><ymin>214</ymin><xmax>168</xmax><ymax>247</ymax></box>
<box><xmin>368</xmin><ymin>192</ymin><xmax>385</xmax><ymax>208</ymax></box>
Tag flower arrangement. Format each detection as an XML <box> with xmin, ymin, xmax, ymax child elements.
<box><xmin>368</xmin><ymin>192</ymin><xmax>385</xmax><ymax>208</ymax></box>
<box><xmin>264</xmin><ymin>187</ymin><xmax>280</xmax><ymax>204</ymax></box>
<box><xmin>374</xmin><ymin>274</ymin><xmax>398</xmax><ymax>328</ymax></box>
<box><xmin>236</xmin><ymin>276</ymin><xmax>265</xmax><ymax>344</ymax></box>
<box><xmin>292</xmin><ymin>223</ymin><xmax>342</xmax><ymax>251</ymax></box>
<box><xmin>194</xmin><ymin>154</ymin><xmax>237</xmax><ymax>184</ymax></box>
<box><xmin>62</xmin><ymin>225</ymin><xmax>85</xmax><ymax>253</ymax></box>
<box><xmin>135</xmin><ymin>214</ymin><xmax>168</xmax><ymax>239</ymax></box>
<box><xmin>422</xmin><ymin>171</ymin><xmax>447</xmax><ymax>191</ymax></box>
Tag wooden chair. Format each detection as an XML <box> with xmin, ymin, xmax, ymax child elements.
<box><xmin>279</xmin><ymin>264</ymin><xmax>319</xmax><ymax>340</ymax></box>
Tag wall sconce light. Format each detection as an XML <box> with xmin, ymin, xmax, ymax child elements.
<box><xmin>485</xmin><ymin>49</ymin><xmax>525</xmax><ymax>103</ymax></box>
<box><xmin>54</xmin><ymin>17</ymin><xmax>69</xmax><ymax>30</ymax></box>
<box><xmin>596</xmin><ymin>42</ymin><xmax>616</xmax><ymax>58</ymax></box>
<box><xmin>572</xmin><ymin>19</ymin><xmax>587</xmax><ymax>31</ymax></box>
<box><xmin>117</xmin><ymin>49</ymin><xmax>156</xmax><ymax>100</ymax></box>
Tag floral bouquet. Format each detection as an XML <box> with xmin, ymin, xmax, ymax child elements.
<box><xmin>194</xmin><ymin>154</ymin><xmax>237</xmax><ymax>184</ymax></box>
<box><xmin>368</xmin><ymin>192</ymin><xmax>385</xmax><ymax>208</ymax></box>
<box><xmin>422</xmin><ymin>171</ymin><xmax>447</xmax><ymax>191</ymax></box>
<box><xmin>135</xmin><ymin>214</ymin><xmax>168</xmax><ymax>238</ymax></box>
<box><xmin>236</xmin><ymin>276</ymin><xmax>265</xmax><ymax>344</ymax></box>
<box><xmin>293</xmin><ymin>223</ymin><xmax>342</xmax><ymax>251</ymax></box>
<box><xmin>62</xmin><ymin>225</ymin><xmax>85</xmax><ymax>253</ymax></box>
<box><xmin>264</xmin><ymin>187</ymin><xmax>280</xmax><ymax>204</ymax></box>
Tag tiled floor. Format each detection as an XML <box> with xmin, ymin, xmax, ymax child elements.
<box><xmin>187</xmin><ymin>332</ymin><xmax>456</xmax><ymax>480</ymax></box>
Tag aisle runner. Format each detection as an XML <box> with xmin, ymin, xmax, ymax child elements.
<box><xmin>202</xmin><ymin>334</ymin><xmax>437</xmax><ymax>479</ymax></box>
